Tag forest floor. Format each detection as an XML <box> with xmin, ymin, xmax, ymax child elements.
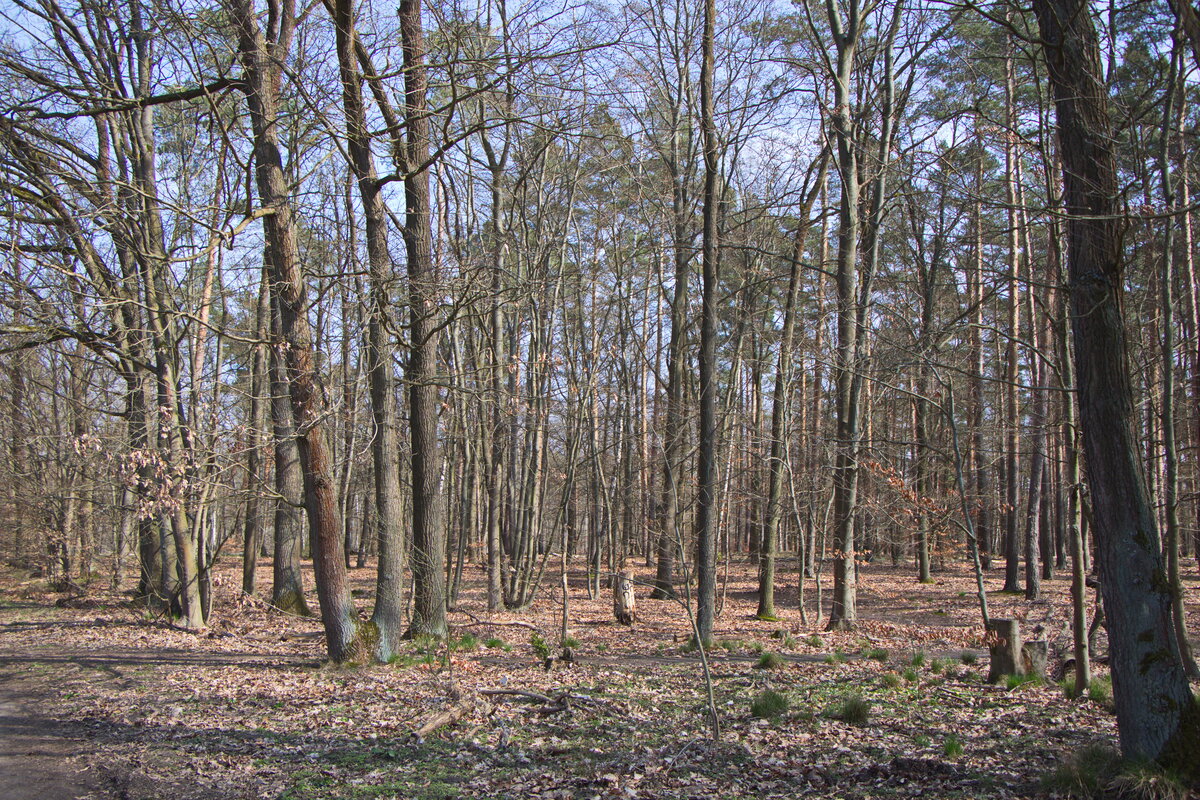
<box><xmin>0</xmin><ymin>555</ymin><xmax>1197</xmax><ymax>799</ymax></box>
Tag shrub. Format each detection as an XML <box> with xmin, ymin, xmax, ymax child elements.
<box><xmin>750</xmin><ymin>689</ymin><xmax>789</xmax><ymax>719</ymax></box>
<box><xmin>530</xmin><ymin>633</ymin><xmax>550</xmax><ymax>659</ymax></box>
<box><xmin>562</xmin><ymin>636</ymin><xmax>580</xmax><ymax>649</ymax></box>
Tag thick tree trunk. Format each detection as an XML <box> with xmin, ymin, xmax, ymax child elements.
<box><xmin>399</xmin><ymin>0</ymin><xmax>448</xmax><ymax>640</ymax></box>
<box><xmin>332</xmin><ymin>0</ymin><xmax>407</xmax><ymax>660</ymax></box>
<box><xmin>269</xmin><ymin>308</ymin><xmax>310</xmax><ymax>617</ymax></box>
<box><xmin>1034</xmin><ymin>0</ymin><xmax>1199</xmax><ymax>764</ymax></box>
<box><xmin>231</xmin><ymin>0</ymin><xmax>360</xmax><ymax>662</ymax></box>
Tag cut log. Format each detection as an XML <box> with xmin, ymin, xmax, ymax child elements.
<box><xmin>614</xmin><ymin>567</ymin><xmax>636</xmax><ymax>625</ymax></box>
<box><xmin>986</xmin><ymin>618</ymin><xmax>1022</xmax><ymax>683</ymax></box>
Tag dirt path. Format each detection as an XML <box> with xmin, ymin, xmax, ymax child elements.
<box><xmin>0</xmin><ymin>668</ymin><xmax>101</xmax><ymax>800</ymax></box>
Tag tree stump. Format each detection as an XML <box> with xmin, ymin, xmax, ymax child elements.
<box><xmin>614</xmin><ymin>567</ymin><xmax>636</xmax><ymax>625</ymax></box>
<box><xmin>1021</xmin><ymin>639</ymin><xmax>1048</xmax><ymax>679</ymax></box>
<box><xmin>986</xmin><ymin>618</ymin><xmax>1022</xmax><ymax>683</ymax></box>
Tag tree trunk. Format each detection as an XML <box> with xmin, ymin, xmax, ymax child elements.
<box><xmin>399</xmin><ymin>0</ymin><xmax>448</xmax><ymax>640</ymax></box>
<box><xmin>1033</xmin><ymin>0</ymin><xmax>1199</xmax><ymax>764</ymax></box>
<box><xmin>269</xmin><ymin>305</ymin><xmax>310</xmax><ymax>617</ymax></box>
<box><xmin>759</xmin><ymin>155</ymin><xmax>826</xmax><ymax>620</ymax></box>
<box><xmin>231</xmin><ymin>0</ymin><xmax>360</xmax><ymax>662</ymax></box>
<box><xmin>694</xmin><ymin>0</ymin><xmax>719</xmax><ymax>644</ymax></box>
<box><xmin>1155</xmin><ymin>38</ymin><xmax>1199</xmax><ymax>679</ymax></box>
<box><xmin>242</xmin><ymin>276</ymin><xmax>270</xmax><ymax>596</ymax></box>
<box><xmin>332</xmin><ymin>0</ymin><xmax>407</xmax><ymax>660</ymax></box>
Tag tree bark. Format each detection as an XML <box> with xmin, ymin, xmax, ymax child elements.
<box><xmin>269</xmin><ymin>300</ymin><xmax>310</xmax><ymax>617</ymax></box>
<box><xmin>694</xmin><ymin>0</ymin><xmax>719</xmax><ymax>644</ymax></box>
<box><xmin>1033</xmin><ymin>0</ymin><xmax>1199</xmax><ymax>764</ymax></box>
<box><xmin>331</xmin><ymin>0</ymin><xmax>407</xmax><ymax>660</ymax></box>
<box><xmin>230</xmin><ymin>0</ymin><xmax>360</xmax><ymax>662</ymax></box>
<box><xmin>399</xmin><ymin>0</ymin><xmax>448</xmax><ymax>640</ymax></box>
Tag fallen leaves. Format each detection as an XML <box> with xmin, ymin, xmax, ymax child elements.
<box><xmin>0</xmin><ymin>560</ymin><xmax>1180</xmax><ymax>799</ymax></box>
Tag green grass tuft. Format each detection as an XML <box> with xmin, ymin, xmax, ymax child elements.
<box><xmin>834</xmin><ymin>694</ymin><xmax>871</xmax><ymax>725</ymax></box>
<box><xmin>880</xmin><ymin>672</ymin><xmax>902</xmax><ymax>688</ymax></box>
<box><xmin>1088</xmin><ymin>675</ymin><xmax>1112</xmax><ymax>707</ymax></box>
<box><xmin>901</xmin><ymin>667</ymin><xmax>919</xmax><ymax>683</ymax></box>
<box><xmin>1039</xmin><ymin>744</ymin><xmax>1119</xmax><ymax>799</ymax></box>
<box><xmin>943</xmin><ymin>734</ymin><xmax>964</xmax><ymax>758</ymax></box>
<box><xmin>960</xmin><ymin>651</ymin><xmax>977</xmax><ymax>665</ymax></box>
<box><xmin>750</xmin><ymin>689</ymin><xmax>789</xmax><ymax>719</ymax></box>
<box><xmin>863</xmin><ymin>646</ymin><xmax>889</xmax><ymax>662</ymax></box>
<box><xmin>1005</xmin><ymin>672</ymin><xmax>1042</xmax><ymax>690</ymax></box>
<box><xmin>910</xmin><ymin>650</ymin><xmax>927</xmax><ymax>667</ymax></box>
<box><xmin>755</xmin><ymin>651</ymin><xmax>785</xmax><ymax>670</ymax></box>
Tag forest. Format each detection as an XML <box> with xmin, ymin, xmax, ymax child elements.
<box><xmin>0</xmin><ymin>0</ymin><xmax>1198</xmax><ymax>796</ymax></box>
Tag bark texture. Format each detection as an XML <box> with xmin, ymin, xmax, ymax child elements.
<box><xmin>1033</xmin><ymin>0</ymin><xmax>1198</xmax><ymax>764</ymax></box>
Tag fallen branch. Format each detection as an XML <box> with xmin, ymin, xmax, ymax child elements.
<box><xmin>478</xmin><ymin>687</ymin><xmax>608</xmax><ymax>716</ymax></box>
<box><xmin>449</xmin><ymin>609</ymin><xmax>542</xmax><ymax>635</ymax></box>
<box><xmin>479</xmin><ymin>688</ymin><xmax>552</xmax><ymax>703</ymax></box>
<box><xmin>412</xmin><ymin>683</ymin><xmax>493</xmax><ymax>740</ymax></box>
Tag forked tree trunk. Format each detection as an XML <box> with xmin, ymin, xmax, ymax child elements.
<box><xmin>758</xmin><ymin>155</ymin><xmax>826</xmax><ymax>621</ymax></box>
<box><xmin>231</xmin><ymin>0</ymin><xmax>360</xmax><ymax>662</ymax></box>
